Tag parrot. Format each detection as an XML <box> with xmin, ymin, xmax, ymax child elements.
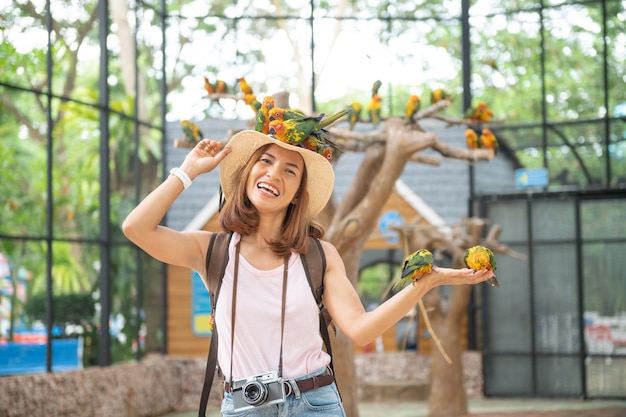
<box><xmin>243</xmin><ymin>93</ymin><xmax>261</xmax><ymax>113</ymax></box>
<box><xmin>367</xmin><ymin>94</ymin><xmax>382</xmax><ymax>127</ymax></box>
<box><xmin>238</xmin><ymin>76</ymin><xmax>253</xmax><ymax>95</ymax></box>
<box><xmin>203</xmin><ymin>76</ymin><xmax>215</xmax><ymax>95</ymax></box>
<box><xmin>371</xmin><ymin>79</ymin><xmax>382</xmax><ymax>97</ymax></box>
<box><xmin>180</xmin><ymin>120</ymin><xmax>203</xmax><ymax>143</ymax></box>
<box><xmin>479</xmin><ymin>128</ymin><xmax>499</xmax><ymax>154</ymax></box>
<box><xmin>300</xmin><ymin>132</ymin><xmax>342</xmax><ymax>162</ymax></box>
<box><xmin>404</xmin><ymin>94</ymin><xmax>421</xmax><ymax>125</ymax></box>
<box><xmin>430</xmin><ymin>88</ymin><xmax>451</xmax><ymax>104</ymax></box>
<box><xmin>464</xmin><ymin>245</ymin><xmax>500</xmax><ymax>287</ymax></box>
<box><xmin>465</xmin><ymin>101</ymin><xmax>493</xmax><ymax>122</ymax></box>
<box><xmin>348</xmin><ymin>101</ymin><xmax>362</xmax><ymax>130</ymax></box>
<box><xmin>268</xmin><ymin>106</ymin><xmax>306</xmax><ymax>122</ymax></box>
<box><xmin>268</xmin><ymin>107</ymin><xmax>351</xmax><ymax>146</ymax></box>
<box><xmin>254</xmin><ymin>96</ymin><xmax>275</xmax><ymax>134</ymax></box>
<box><xmin>465</xmin><ymin>128</ymin><xmax>480</xmax><ymax>150</ymax></box>
<box><xmin>393</xmin><ymin>249</ymin><xmax>434</xmax><ymax>291</ymax></box>
<box><xmin>215</xmin><ymin>79</ymin><xmax>228</xmax><ymax>94</ymax></box>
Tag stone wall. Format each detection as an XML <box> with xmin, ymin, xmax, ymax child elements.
<box><xmin>0</xmin><ymin>352</ymin><xmax>482</xmax><ymax>417</ymax></box>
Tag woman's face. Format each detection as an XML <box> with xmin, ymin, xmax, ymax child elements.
<box><xmin>246</xmin><ymin>144</ymin><xmax>305</xmax><ymax>215</ymax></box>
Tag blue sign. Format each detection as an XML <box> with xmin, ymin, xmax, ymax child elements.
<box><xmin>378</xmin><ymin>210</ymin><xmax>406</xmax><ymax>244</ymax></box>
<box><xmin>515</xmin><ymin>168</ymin><xmax>549</xmax><ymax>188</ymax></box>
<box><xmin>192</xmin><ymin>271</ymin><xmax>212</xmax><ymax>336</ymax></box>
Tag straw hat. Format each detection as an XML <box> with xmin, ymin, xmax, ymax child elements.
<box><xmin>219</xmin><ymin>130</ymin><xmax>335</xmax><ymax>218</ymax></box>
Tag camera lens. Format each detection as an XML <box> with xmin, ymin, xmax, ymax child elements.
<box><xmin>243</xmin><ymin>381</ymin><xmax>268</xmax><ymax>405</ymax></box>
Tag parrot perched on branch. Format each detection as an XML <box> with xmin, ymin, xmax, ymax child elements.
<box><xmin>430</xmin><ymin>88</ymin><xmax>451</xmax><ymax>104</ymax></box>
<box><xmin>479</xmin><ymin>128</ymin><xmax>499</xmax><ymax>154</ymax></box>
<box><xmin>238</xmin><ymin>77</ymin><xmax>254</xmax><ymax>95</ymax></box>
<box><xmin>404</xmin><ymin>94</ymin><xmax>421</xmax><ymax>125</ymax></box>
<box><xmin>465</xmin><ymin>101</ymin><xmax>494</xmax><ymax>122</ymax></box>
<box><xmin>348</xmin><ymin>101</ymin><xmax>362</xmax><ymax>130</ymax></box>
<box><xmin>180</xmin><ymin>120</ymin><xmax>203</xmax><ymax>143</ymax></box>
<box><xmin>367</xmin><ymin>94</ymin><xmax>382</xmax><ymax>127</ymax></box>
<box><xmin>203</xmin><ymin>76</ymin><xmax>215</xmax><ymax>95</ymax></box>
<box><xmin>393</xmin><ymin>249</ymin><xmax>434</xmax><ymax>291</ymax></box>
<box><xmin>464</xmin><ymin>245</ymin><xmax>500</xmax><ymax>287</ymax></box>
<box><xmin>465</xmin><ymin>128</ymin><xmax>480</xmax><ymax>150</ymax></box>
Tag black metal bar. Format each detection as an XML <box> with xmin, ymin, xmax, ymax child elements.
<box><xmin>574</xmin><ymin>196</ymin><xmax>587</xmax><ymax>398</ymax></box>
<box><xmin>44</xmin><ymin>0</ymin><xmax>54</xmax><ymax>374</ymax></box>
<box><xmin>601</xmin><ymin>0</ymin><xmax>611</xmax><ymax>187</ymax></box>
<box><xmin>98</xmin><ymin>0</ymin><xmax>111</xmax><ymax>366</ymax></box>
<box><xmin>310</xmin><ymin>0</ymin><xmax>316</xmax><ymax>113</ymax></box>
<box><xmin>539</xmin><ymin>3</ymin><xmax>548</xmax><ymax>188</ymax></box>
<box><xmin>526</xmin><ymin>197</ymin><xmax>537</xmax><ymax>396</ymax></box>
<box><xmin>461</xmin><ymin>0</ymin><xmax>474</xmax><ymax>216</ymax></box>
<box><xmin>160</xmin><ymin>0</ymin><xmax>168</xmax><ymax>355</ymax></box>
<box><xmin>133</xmin><ymin>1</ymin><xmax>143</xmax><ymax>362</ymax></box>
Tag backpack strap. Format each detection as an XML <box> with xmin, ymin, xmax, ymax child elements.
<box><xmin>301</xmin><ymin>237</ymin><xmax>336</xmax><ymax>376</ymax></box>
<box><xmin>198</xmin><ymin>232</ymin><xmax>233</xmax><ymax>417</ymax></box>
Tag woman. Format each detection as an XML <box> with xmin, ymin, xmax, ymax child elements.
<box><xmin>122</xmin><ymin>130</ymin><xmax>493</xmax><ymax>416</ymax></box>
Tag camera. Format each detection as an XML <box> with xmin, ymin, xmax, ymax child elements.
<box><xmin>231</xmin><ymin>371</ymin><xmax>286</xmax><ymax>412</ymax></box>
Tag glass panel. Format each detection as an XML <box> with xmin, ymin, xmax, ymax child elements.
<box><xmin>470</xmin><ymin>0</ymin><xmax>541</xmax><ymax>16</ymax></box>
<box><xmin>137</xmin><ymin>6</ymin><xmax>164</xmax><ymax>127</ymax></box>
<box><xmin>535</xmin><ymin>357</ymin><xmax>582</xmax><ymax>396</ymax></box>
<box><xmin>546</xmin><ymin>122</ymin><xmax>607</xmax><ymax>188</ymax></box>
<box><xmin>0</xmin><ymin>90</ymin><xmax>48</xmax><ymax>238</ymax></box>
<box><xmin>52</xmin><ymin>98</ymin><xmax>101</xmax><ymax>239</ymax></box>
<box><xmin>51</xmin><ymin>0</ymin><xmax>100</xmax><ymax>106</ymax></box>
<box><xmin>586</xmin><ymin>356</ymin><xmax>626</xmax><ymax>397</ymax></box>
<box><xmin>531</xmin><ymin>200</ymin><xmax>575</xmax><ymax>241</ymax></box>
<box><xmin>605</xmin><ymin>0</ymin><xmax>625</xmax><ymax>119</ymax></box>
<box><xmin>496</xmin><ymin>126</ymin><xmax>543</xmax><ymax>149</ymax></box>
<box><xmin>609</xmin><ymin>120</ymin><xmax>626</xmax><ymax>188</ymax></box>
<box><xmin>469</xmin><ymin>12</ymin><xmax>542</xmax><ymax>124</ymax></box>
<box><xmin>485</xmin><ymin>244</ymin><xmax>531</xmax><ymax>352</ymax></box>
<box><xmin>581</xmin><ymin>199</ymin><xmax>626</xmax><ymax>240</ymax></box>
<box><xmin>485</xmin><ymin>201</ymin><xmax>528</xmax><ymax>242</ymax></box>
<box><xmin>0</xmin><ymin>3</ymin><xmax>48</xmax><ymax>92</ymax></box>
<box><xmin>532</xmin><ymin>243</ymin><xmax>580</xmax><ymax>354</ymax></box>
<box><xmin>544</xmin><ymin>5</ymin><xmax>605</xmax><ymax>122</ymax></box>
<box><xmin>484</xmin><ymin>355</ymin><xmax>534</xmax><ymax>396</ymax></box>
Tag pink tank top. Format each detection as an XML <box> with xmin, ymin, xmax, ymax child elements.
<box><xmin>215</xmin><ymin>233</ymin><xmax>330</xmax><ymax>380</ymax></box>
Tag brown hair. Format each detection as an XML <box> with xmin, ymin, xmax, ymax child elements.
<box><xmin>219</xmin><ymin>144</ymin><xmax>324</xmax><ymax>256</ymax></box>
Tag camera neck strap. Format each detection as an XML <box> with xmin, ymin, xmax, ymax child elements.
<box><xmin>229</xmin><ymin>241</ymin><xmax>289</xmax><ymax>385</ymax></box>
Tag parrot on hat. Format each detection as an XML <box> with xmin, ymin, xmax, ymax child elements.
<box><xmin>464</xmin><ymin>245</ymin><xmax>500</xmax><ymax>287</ymax></box>
<box><xmin>268</xmin><ymin>107</ymin><xmax>351</xmax><ymax>146</ymax></box>
<box><xmin>393</xmin><ymin>249</ymin><xmax>434</xmax><ymax>291</ymax></box>
<box><xmin>268</xmin><ymin>106</ymin><xmax>307</xmax><ymax>122</ymax></box>
<box><xmin>180</xmin><ymin>120</ymin><xmax>203</xmax><ymax>143</ymax></box>
<box><xmin>255</xmin><ymin>96</ymin><xmax>275</xmax><ymax>134</ymax></box>
<box><xmin>371</xmin><ymin>79</ymin><xmax>382</xmax><ymax>97</ymax></box>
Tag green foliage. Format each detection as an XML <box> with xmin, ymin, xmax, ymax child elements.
<box><xmin>24</xmin><ymin>293</ymin><xmax>96</xmax><ymax>329</ymax></box>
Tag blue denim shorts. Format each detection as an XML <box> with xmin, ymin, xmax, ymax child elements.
<box><xmin>221</xmin><ymin>366</ymin><xmax>346</xmax><ymax>417</ymax></box>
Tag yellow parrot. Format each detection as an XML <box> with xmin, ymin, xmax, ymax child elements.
<box><xmin>430</xmin><ymin>88</ymin><xmax>451</xmax><ymax>104</ymax></box>
<box><xmin>254</xmin><ymin>96</ymin><xmax>275</xmax><ymax>134</ymax></box>
<box><xmin>180</xmin><ymin>120</ymin><xmax>203</xmax><ymax>143</ymax></box>
<box><xmin>393</xmin><ymin>249</ymin><xmax>434</xmax><ymax>291</ymax></box>
<box><xmin>404</xmin><ymin>94</ymin><xmax>421</xmax><ymax>125</ymax></box>
<box><xmin>238</xmin><ymin>76</ymin><xmax>253</xmax><ymax>95</ymax></box>
<box><xmin>367</xmin><ymin>94</ymin><xmax>382</xmax><ymax>127</ymax></box>
<box><xmin>348</xmin><ymin>101</ymin><xmax>362</xmax><ymax>130</ymax></box>
<box><xmin>371</xmin><ymin>79</ymin><xmax>382</xmax><ymax>97</ymax></box>
<box><xmin>479</xmin><ymin>128</ymin><xmax>499</xmax><ymax>154</ymax></box>
<box><xmin>465</xmin><ymin>128</ymin><xmax>480</xmax><ymax>150</ymax></box>
<box><xmin>243</xmin><ymin>93</ymin><xmax>261</xmax><ymax>113</ymax></box>
<box><xmin>203</xmin><ymin>76</ymin><xmax>215</xmax><ymax>95</ymax></box>
<box><xmin>464</xmin><ymin>246</ymin><xmax>500</xmax><ymax>287</ymax></box>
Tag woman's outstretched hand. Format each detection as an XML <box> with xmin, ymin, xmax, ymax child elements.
<box><xmin>180</xmin><ymin>139</ymin><xmax>231</xmax><ymax>180</ymax></box>
<box><xmin>427</xmin><ymin>266</ymin><xmax>494</xmax><ymax>288</ymax></box>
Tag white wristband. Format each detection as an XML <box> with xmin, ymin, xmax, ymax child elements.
<box><xmin>169</xmin><ymin>167</ymin><xmax>192</xmax><ymax>189</ymax></box>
